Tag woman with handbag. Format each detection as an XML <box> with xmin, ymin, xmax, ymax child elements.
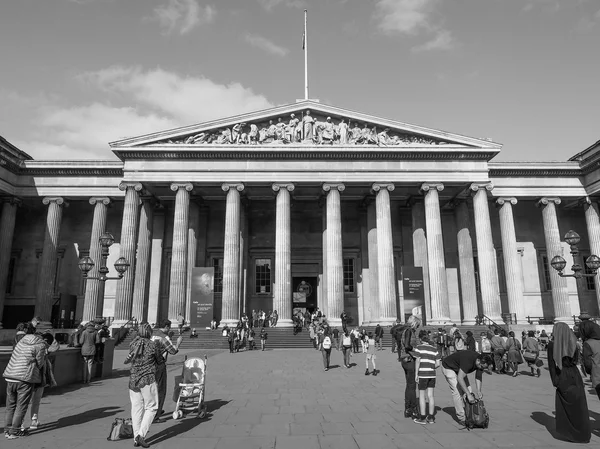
<box><xmin>523</xmin><ymin>330</ymin><xmax>542</xmax><ymax>377</ymax></box>
<box><xmin>506</xmin><ymin>331</ymin><xmax>523</xmax><ymax>377</ymax></box>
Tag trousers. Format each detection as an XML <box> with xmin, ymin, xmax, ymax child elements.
<box><xmin>321</xmin><ymin>348</ymin><xmax>331</xmax><ymax>369</ymax></box>
<box><xmin>82</xmin><ymin>355</ymin><xmax>94</xmax><ymax>383</ymax></box>
<box><xmin>442</xmin><ymin>367</ymin><xmax>467</xmax><ymax>421</ymax></box>
<box><xmin>342</xmin><ymin>347</ymin><xmax>351</xmax><ymax>366</ymax></box>
<box><xmin>401</xmin><ymin>359</ymin><xmax>418</xmax><ymax>411</ymax></box>
<box><xmin>156</xmin><ymin>364</ymin><xmax>167</xmax><ymax>415</ymax></box>
<box><xmin>4</xmin><ymin>381</ymin><xmax>33</xmax><ymax>434</ymax></box>
<box><xmin>129</xmin><ymin>383</ymin><xmax>159</xmax><ymax>438</ymax></box>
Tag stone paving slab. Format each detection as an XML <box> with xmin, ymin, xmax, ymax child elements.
<box><xmin>2</xmin><ymin>347</ymin><xmax>600</xmax><ymax>448</ymax></box>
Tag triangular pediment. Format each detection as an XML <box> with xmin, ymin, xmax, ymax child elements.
<box><xmin>109</xmin><ymin>100</ymin><xmax>501</xmax><ymax>150</ymax></box>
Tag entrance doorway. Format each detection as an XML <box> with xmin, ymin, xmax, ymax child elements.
<box><xmin>292</xmin><ymin>277</ymin><xmax>318</xmax><ymax>315</ymax></box>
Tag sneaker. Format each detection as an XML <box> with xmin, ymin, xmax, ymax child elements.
<box><xmin>372</xmin><ymin>370</ymin><xmax>378</xmax><ymax>376</ymax></box>
<box><xmin>13</xmin><ymin>429</ymin><xmax>29</xmax><ymax>437</ymax></box>
<box><xmin>324</xmin><ymin>368</ymin><xmax>328</xmax><ymax>371</ymax></box>
<box><xmin>413</xmin><ymin>417</ymin><xmax>427</xmax><ymax>425</ymax></box>
<box><xmin>30</xmin><ymin>418</ymin><xmax>39</xmax><ymax>430</ymax></box>
<box><xmin>365</xmin><ymin>369</ymin><xmax>370</xmax><ymax>376</ymax></box>
<box><xmin>404</xmin><ymin>410</ymin><xmax>413</xmax><ymax>419</ymax></box>
<box><xmin>5</xmin><ymin>433</ymin><xmax>19</xmax><ymax>440</ymax></box>
<box><xmin>512</xmin><ymin>371</ymin><xmax>518</xmax><ymax>377</ymax></box>
<box><xmin>426</xmin><ymin>415</ymin><xmax>435</xmax><ymax>424</ymax></box>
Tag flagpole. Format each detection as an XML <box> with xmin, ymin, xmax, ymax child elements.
<box><xmin>304</xmin><ymin>9</ymin><xmax>308</xmax><ymax>100</ymax></box>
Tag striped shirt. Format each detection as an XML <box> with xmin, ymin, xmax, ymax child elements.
<box><xmin>414</xmin><ymin>343</ymin><xmax>441</xmax><ymax>379</ymax></box>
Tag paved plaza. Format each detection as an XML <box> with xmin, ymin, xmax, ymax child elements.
<box><xmin>2</xmin><ymin>347</ymin><xmax>600</xmax><ymax>449</ymax></box>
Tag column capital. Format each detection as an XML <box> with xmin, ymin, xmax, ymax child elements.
<box><xmin>118</xmin><ymin>182</ymin><xmax>143</xmax><ymax>192</ymax></box>
<box><xmin>371</xmin><ymin>183</ymin><xmax>395</xmax><ymax>193</ymax></box>
<box><xmin>579</xmin><ymin>196</ymin><xmax>600</xmax><ymax>208</ymax></box>
<box><xmin>420</xmin><ymin>182</ymin><xmax>444</xmax><ymax>193</ymax></box>
<box><xmin>496</xmin><ymin>197</ymin><xmax>517</xmax><ymax>207</ymax></box>
<box><xmin>0</xmin><ymin>196</ymin><xmax>22</xmax><ymax>206</ymax></box>
<box><xmin>170</xmin><ymin>182</ymin><xmax>193</xmax><ymax>193</ymax></box>
<box><xmin>42</xmin><ymin>197</ymin><xmax>68</xmax><ymax>207</ymax></box>
<box><xmin>89</xmin><ymin>197</ymin><xmax>111</xmax><ymax>206</ymax></box>
<box><xmin>272</xmin><ymin>183</ymin><xmax>295</xmax><ymax>193</ymax></box>
<box><xmin>323</xmin><ymin>183</ymin><xmax>345</xmax><ymax>193</ymax></box>
<box><xmin>469</xmin><ymin>182</ymin><xmax>494</xmax><ymax>194</ymax></box>
<box><xmin>536</xmin><ymin>197</ymin><xmax>561</xmax><ymax>208</ymax></box>
<box><xmin>221</xmin><ymin>183</ymin><xmax>244</xmax><ymax>192</ymax></box>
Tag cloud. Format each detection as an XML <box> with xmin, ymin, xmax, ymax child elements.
<box><xmin>522</xmin><ymin>0</ymin><xmax>561</xmax><ymax>13</ymax></box>
<box><xmin>257</xmin><ymin>0</ymin><xmax>306</xmax><ymax>12</ymax></box>
<box><xmin>6</xmin><ymin>67</ymin><xmax>273</xmax><ymax>160</ymax></box>
<box><xmin>151</xmin><ymin>0</ymin><xmax>216</xmax><ymax>35</ymax></box>
<box><xmin>374</xmin><ymin>0</ymin><xmax>454</xmax><ymax>51</ymax></box>
<box><xmin>244</xmin><ymin>33</ymin><xmax>289</xmax><ymax>56</ymax></box>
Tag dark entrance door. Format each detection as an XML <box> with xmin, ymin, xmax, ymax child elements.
<box><xmin>292</xmin><ymin>277</ymin><xmax>318</xmax><ymax>315</ymax></box>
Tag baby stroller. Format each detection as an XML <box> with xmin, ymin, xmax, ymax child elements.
<box><xmin>172</xmin><ymin>355</ymin><xmax>208</xmax><ymax>420</ymax></box>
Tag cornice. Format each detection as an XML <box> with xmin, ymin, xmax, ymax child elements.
<box><xmin>488</xmin><ymin>162</ymin><xmax>582</xmax><ymax>177</ymax></box>
<box><xmin>19</xmin><ymin>161</ymin><xmax>124</xmax><ymax>177</ymax></box>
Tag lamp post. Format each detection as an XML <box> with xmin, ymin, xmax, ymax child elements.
<box><xmin>78</xmin><ymin>232</ymin><xmax>130</xmax><ymax>282</ymax></box>
<box><xmin>550</xmin><ymin>230</ymin><xmax>600</xmax><ymax>280</ymax></box>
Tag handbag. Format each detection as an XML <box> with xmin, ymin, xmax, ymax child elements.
<box><xmin>107</xmin><ymin>418</ymin><xmax>133</xmax><ymax>441</ymax></box>
<box><xmin>523</xmin><ymin>350</ymin><xmax>538</xmax><ymax>362</ymax></box>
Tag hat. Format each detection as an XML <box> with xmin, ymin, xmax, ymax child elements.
<box><xmin>326</xmin><ymin>116</ymin><xmax>331</xmax><ymax>121</ymax></box>
<box><xmin>579</xmin><ymin>311</ymin><xmax>592</xmax><ymax>320</ymax></box>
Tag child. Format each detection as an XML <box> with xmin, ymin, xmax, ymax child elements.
<box><xmin>414</xmin><ymin>330</ymin><xmax>441</xmax><ymax>424</ymax></box>
<box><xmin>365</xmin><ymin>332</ymin><xmax>379</xmax><ymax>376</ymax></box>
<box><xmin>248</xmin><ymin>328</ymin><xmax>255</xmax><ymax>350</ymax></box>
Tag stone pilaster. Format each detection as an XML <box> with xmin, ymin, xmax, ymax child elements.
<box><xmin>411</xmin><ymin>200</ymin><xmax>431</xmax><ymax>324</ymax></box>
<box><xmin>537</xmin><ymin>197</ymin><xmax>571</xmax><ymax>322</ymax></box>
<box><xmin>0</xmin><ymin>198</ymin><xmax>20</xmax><ymax>328</ymax></box>
<box><xmin>373</xmin><ymin>183</ymin><xmax>397</xmax><ymax>324</ymax></box>
<box><xmin>131</xmin><ymin>197</ymin><xmax>155</xmax><ymax>323</ymax></box>
<box><xmin>583</xmin><ymin>198</ymin><xmax>600</xmax><ymax>311</ymax></box>
<box><xmin>420</xmin><ymin>183</ymin><xmax>450</xmax><ymax>324</ymax></box>
<box><xmin>34</xmin><ymin>197</ymin><xmax>67</xmax><ymax>326</ymax></box>
<box><xmin>221</xmin><ymin>183</ymin><xmax>244</xmax><ymax>325</ymax></box>
<box><xmin>470</xmin><ymin>183</ymin><xmax>502</xmax><ymax>323</ymax></box>
<box><xmin>454</xmin><ymin>200</ymin><xmax>478</xmax><ymax>325</ymax></box>
<box><xmin>113</xmin><ymin>182</ymin><xmax>142</xmax><ymax>326</ymax></box>
<box><xmin>185</xmin><ymin>200</ymin><xmax>200</xmax><ymax>321</ymax></box>
<box><xmin>367</xmin><ymin>200</ymin><xmax>380</xmax><ymax>324</ymax></box>
<box><xmin>323</xmin><ymin>183</ymin><xmax>345</xmax><ymax>326</ymax></box>
<box><xmin>496</xmin><ymin>197</ymin><xmax>525</xmax><ymax>323</ymax></box>
<box><xmin>168</xmin><ymin>183</ymin><xmax>193</xmax><ymax>322</ymax></box>
<box><xmin>273</xmin><ymin>183</ymin><xmax>295</xmax><ymax>326</ymax></box>
<box><xmin>82</xmin><ymin>197</ymin><xmax>110</xmax><ymax>322</ymax></box>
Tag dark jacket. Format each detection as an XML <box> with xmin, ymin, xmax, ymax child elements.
<box><xmin>79</xmin><ymin>324</ymin><xmax>100</xmax><ymax>356</ymax></box>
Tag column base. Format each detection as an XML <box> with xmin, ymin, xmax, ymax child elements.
<box><xmin>461</xmin><ymin>319</ymin><xmax>477</xmax><ymax>325</ymax></box>
<box><xmin>554</xmin><ymin>316</ymin><xmax>573</xmax><ymax>324</ymax></box>
<box><xmin>373</xmin><ymin>318</ymin><xmax>398</xmax><ymax>327</ymax></box>
<box><xmin>326</xmin><ymin>318</ymin><xmax>342</xmax><ymax>327</ymax></box>
<box><xmin>220</xmin><ymin>319</ymin><xmax>240</xmax><ymax>327</ymax></box>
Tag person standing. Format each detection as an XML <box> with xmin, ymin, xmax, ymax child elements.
<box><xmin>27</xmin><ymin>332</ymin><xmax>58</xmax><ymax>430</ymax></box>
<box><xmin>579</xmin><ymin>320</ymin><xmax>600</xmax><ymax>399</ymax></box>
<box><xmin>227</xmin><ymin>328</ymin><xmax>235</xmax><ymax>353</ymax></box>
<box><xmin>260</xmin><ymin>327</ymin><xmax>268</xmax><ymax>351</ymax></box>
<box><xmin>365</xmin><ymin>333</ymin><xmax>379</xmax><ymax>376</ymax></box>
<box><xmin>332</xmin><ymin>327</ymin><xmax>340</xmax><ymax>351</ymax></box>
<box><xmin>413</xmin><ymin>330</ymin><xmax>441</xmax><ymax>424</ymax></box>
<box><xmin>151</xmin><ymin>320</ymin><xmax>183</xmax><ymax>421</ymax></box>
<box><xmin>547</xmin><ymin>322</ymin><xmax>591</xmax><ymax>443</ymax></box>
<box><xmin>79</xmin><ymin>322</ymin><xmax>100</xmax><ymax>384</ymax></box>
<box><xmin>124</xmin><ymin>323</ymin><xmax>161</xmax><ymax>448</ymax></box>
<box><xmin>399</xmin><ymin>315</ymin><xmax>421</xmax><ymax>419</ymax></box>
<box><xmin>272</xmin><ymin>310</ymin><xmax>278</xmax><ymax>327</ymax></box>
<box><xmin>465</xmin><ymin>331</ymin><xmax>477</xmax><ymax>352</ymax></box>
<box><xmin>251</xmin><ymin>309</ymin><xmax>258</xmax><ymax>328</ymax></box>
<box><xmin>319</xmin><ymin>329</ymin><xmax>333</xmax><ymax>371</ymax></box>
<box><xmin>374</xmin><ymin>324</ymin><xmax>384</xmax><ymax>351</ymax></box>
<box><xmin>441</xmin><ymin>350</ymin><xmax>493</xmax><ymax>425</ymax></box>
<box><xmin>3</xmin><ymin>322</ymin><xmax>47</xmax><ymax>439</ymax></box>
<box><xmin>340</xmin><ymin>311</ymin><xmax>348</xmax><ymax>333</ymax></box>
<box><xmin>480</xmin><ymin>332</ymin><xmax>492</xmax><ymax>357</ymax></box>
<box><xmin>341</xmin><ymin>330</ymin><xmax>352</xmax><ymax>368</ymax></box>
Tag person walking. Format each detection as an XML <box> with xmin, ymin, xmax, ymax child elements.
<box><xmin>465</xmin><ymin>331</ymin><xmax>477</xmax><ymax>352</ymax></box>
<box><xmin>124</xmin><ymin>323</ymin><xmax>160</xmax><ymax>448</ymax></box>
<box><xmin>3</xmin><ymin>322</ymin><xmax>47</xmax><ymax>439</ymax></box>
<box><xmin>579</xmin><ymin>320</ymin><xmax>600</xmax><ymax>399</ymax></box>
<box><xmin>260</xmin><ymin>327</ymin><xmax>268</xmax><ymax>351</ymax></box>
<box><xmin>340</xmin><ymin>311</ymin><xmax>348</xmax><ymax>334</ymax></box>
<box><xmin>506</xmin><ymin>331</ymin><xmax>523</xmax><ymax>377</ymax></box>
<box><xmin>151</xmin><ymin>320</ymin><xmax>183</xmax><ymax>421</ymax></box>
<box><xmin>480</xmin><ymin>332</ymin><xmax>492</xmax><ymax>357</ymax></box>
<box><xmin>341</xmin><ymin>330</ymin><xmax>352</xmax><ymax>368</ymax></box>
<box><xmin>491</xmin><ymin>329</ymin><xmax>506</xmax><ymax>373</ymax></box>
<box><xmin>319</xmin><ymin>329</ymin><xmax>333</xmax><ymax>371</ymax></box>
<box><xmin>441</xmin><ymin>350</ymin><xmax>493</xmax><ymax>425</ymax></box>
<box><xmin>399</xmin><ymin>315</ymin><xmax>421</xmax><ymax>419</ymax></box>
<box><xmin>522</xmin><ymin>330</ymin><xmax>542</xmax><ymax>377</ymax></box>
<box><xmin>332</xmin><ymin>327</ymin><xmax>340</xmax><ymax>350</ymax></box>
<box><xmin>79</xmin><ymin>322</ymin><xmax>100</xmax><ymax>384</ymax></box>
<box><xmin>365</xmin><ymin>332</ymin><xmax>379</xmax><ymax>376</ymax></box>
<box><xmin>547</xmin><ymin>322</ymin><xmax>591</xmax><ymax>443</ymax></box>
<box><xmin>453</xmin><ymin>331</ymin><xmax>465</xmax><ymax>351</ymax></box>
<box><xmin>413</xmin><ymin>330</ymin><xmax>441</xmax><ymax>424</ymax></box>
<box><xmin>374</xmin><ymin>324</ymin><xmax>384</xmax><ymax>351</ymax></box>
<box><xmin>177</xmin><ymin>313</ymin><xmax>185</xmax><ymax>335</ymax></box>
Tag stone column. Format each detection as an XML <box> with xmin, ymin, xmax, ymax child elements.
<box><xmin>147</xmin><ymin>206</ymin><xmax>165</xmax><ymax>325</ymax></box>
<box><xmin>411</xmin><ymin>200</ymin><xmax>431</xmax><ymax>323</ymax></box>
<box><xmin>273</xmin><ymin>183</ymin><xmax>295</xmax><ymax>327</ymax></box>
<box><xmin>454</xmin><ymin>200</ymin><xmax>478</xmax><ymax>325</ymax></box>
<box><xmin>323</xmin><ymin>183</ymin><xmax>345</xmax><ymax>326</ymax></box>
<box><xmin>131</xmin><ymin>197</ymin><xmax>155</xmax><ymax>323</ymax></box>
<box><xmin>82</xmin><ymin>197</ymin><xmax>110</xmax><ymax>322</ymax></box>
<box><xmin>34</xmin><ymin>197</ymin><xmax>67</xmax><ymax>326</ymax></box>
<box><xmin>221</xmin><ymin>183</ymin><xmax>244</xmax><ymax>326</ymax></box>
<box><xmin>373</xmin><ymin>183</ymin><xmax>396</xmax><ymax>324</ymax></box>
<box><xmin>321</xmin><ymin>199</ymin><xmax>328</xmax><ymax>318</ymax></box>
<box><xmin>470</xmin><ymin>183</ymin><xmax>502</xmax><ymax>323</ymax></box>
<box><xmin>420</xmin><ymin>183</ymin><xmax>450</xmax><ymax>324</ymax></box>
<box><xmin>185</xmin><ymin>200</ymin><xmax>200</xmax><ymax>321</ymax></box>
<box><xmin>113</xmin><ymin>182</ymin><xmax>142</xmax><ymax>326</ymax></box>
<box><xmin>496</xmin><ymin>197</ymin><xmax>525</xmax><ymax>323</ymax></box>
<box><xmin>537</xmin><ymin>197</ymin><xmax>571</xmax><ymax>322</ymax></box>
<box><xmin>583</xmin><ymin>198</ymin><xmax>600</xmax><ymax>311</ymax></box>
<box><xmin>0</xmin><ymin>198</ymin><xmax>20</xmax><ymax>328</ymax></box>
<box><xmin>367</xmin><ymin>200</ymin><xmax>379</xmax><ymax>324</ymax></box>
<box><xmin>168</xmin><ymin>183</ymin><xmax>193</xmax><ymax>322</ymax></box>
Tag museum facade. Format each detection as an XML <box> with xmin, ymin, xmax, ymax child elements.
<box><xmin>1</xmin><ymin>100</ymin><xmax>600</xmax><ymax>329</ymax></box>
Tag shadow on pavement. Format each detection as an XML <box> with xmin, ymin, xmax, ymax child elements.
<box><xmin>441</xmin><ymin>406</ymin><xmax>459</xmax><ymax>422</ymax></box>
<box><xmin>146</xmin><ymin>399</ymin><xmax>230</xmax><ymax>445</ymax></box>
<box><xmin>33</xmin><ymin>406</ymin><xmax>123</xmax><ymax>434</ymax></box>
<box><xmin>530</xmin><ymin>411</ymin><xmax>572</xmax><ymax>442</ymax></box>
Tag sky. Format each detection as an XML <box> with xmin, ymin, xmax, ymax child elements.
<box><xmin>0</xmin><ymin>0</ymin><xmax>599</xmax><ymax>162</ymax></box>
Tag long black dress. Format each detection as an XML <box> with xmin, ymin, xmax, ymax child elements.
<box><xmin>547</xmin><ymin>341</ymin><xmax>591</xmax><ymax>443</ymax></box>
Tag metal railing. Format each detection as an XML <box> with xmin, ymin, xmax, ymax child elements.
<box><xmin>113</xmin><ymin>317</ymin><xmax>138</xmax><ymax>346</ymax></box>
<box><xmin>476</xmin><ymin>314</ymin><xmax>505</xmax><ymax>332</ymax></box>
<box><xmin>526</xmin><ymin>316</ymin><xmax>555</xmax><ymax>325</ymax></box>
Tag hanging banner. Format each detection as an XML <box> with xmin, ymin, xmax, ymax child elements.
<box><xmin>189</xmin><ymin>267</ymin><xmax>214</xmax><ymax>329</ymax></box>
<box><xmin>402</xmin><ymin>266</ymin><xmax>426</xmax><ymax>325</ymax></box>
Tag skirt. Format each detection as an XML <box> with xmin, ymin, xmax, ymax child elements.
<box><xmin>507</xmin><ymin>350</ymin><xmax>523</xmax><ymax>364</ymax></box>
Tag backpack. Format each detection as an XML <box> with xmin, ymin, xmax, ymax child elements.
<box><xmin>107</xmin><ymin>418</ymin><xmax>133</xmax><ymax>441</ymax></box>
<box><xmin>481</xmin><ymin>338</ymin><xmax>491</xmax><ymax>353</ymax></box>
<box><xmin>342</xmin><ymin>335</ymin><xmax>351</xmax><ymax>347</ymax></box>
<box><xmin>463</xmin><ymin>399</ymin><xmax>490</xmax><ymax>430</ymax></box>
<box><xmin>322</xmin><ymin>336</ymin><xmax>332</xmax><ymax>349</ymax></box>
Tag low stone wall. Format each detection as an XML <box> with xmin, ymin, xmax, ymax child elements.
<box><xmin>0</xmin><ymin>328</ymin><xmax>77</xmax><ymax>347</ymax></box>
<box><xmin>0</xmin><ymin>339</ymin><xmax>115</xmax><ymax>406</ymax></box>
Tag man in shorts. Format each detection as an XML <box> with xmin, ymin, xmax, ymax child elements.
<box><xmin>414</xmin><ymin>330</ymin><xmax>441</xmax><ymax>424</ymax></box>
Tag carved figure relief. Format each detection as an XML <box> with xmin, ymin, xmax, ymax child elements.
<box><xmin>160</xmin><ymin>110</ymin><xmax>450</xmax><ymax>146</ymax></box>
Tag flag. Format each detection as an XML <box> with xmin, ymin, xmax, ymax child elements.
<box><xmin>302</xmin><ymin>31</ymin><xmax>305</xmax><ymax>50</ymax></box>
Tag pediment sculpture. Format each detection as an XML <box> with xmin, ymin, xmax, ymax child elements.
<box><xmin>158</xmin><ymin>110</ymin><xmax>451</xmax><ymax>146</ymax></box>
